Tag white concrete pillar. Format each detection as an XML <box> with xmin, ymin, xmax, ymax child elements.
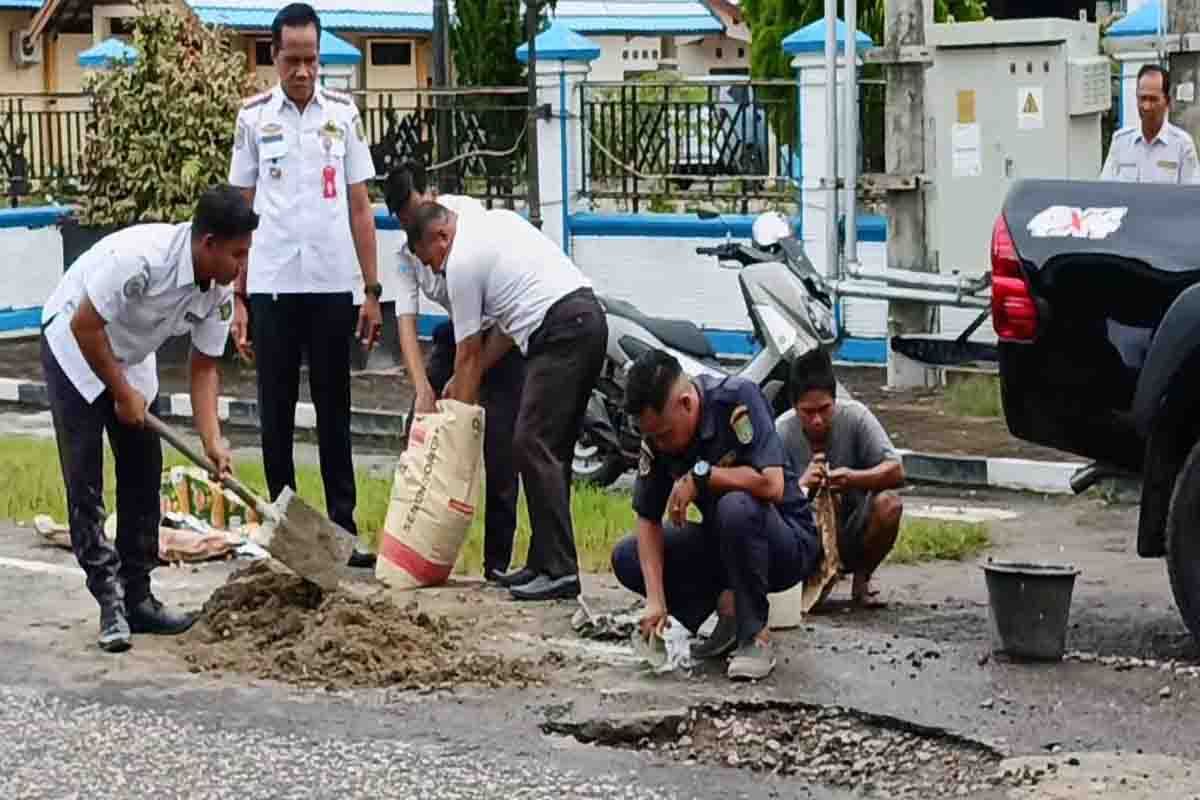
<box><xmin>791</xmin><ymin>51</ymin><xmax>862</xmax><ymax>279</ymax></box>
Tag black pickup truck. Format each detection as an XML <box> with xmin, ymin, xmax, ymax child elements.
<box><xmin>994</xmin><ymin>178</ymin><xmax>1200</xmax><ymax>641</ymax></box>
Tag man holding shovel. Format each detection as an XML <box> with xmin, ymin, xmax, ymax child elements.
<box><xmin>39</xmin><ymin>185</ymin><xmax>258</xmax><ymax>653</ymax></box>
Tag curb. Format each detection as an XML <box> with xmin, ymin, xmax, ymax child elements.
<box><xmin>1</xmin><ymin>375</ymin><xmax>1095</xmax><ymax>495</ymax></box>
<box><xmin>0</xmin><ymin>376</ymin><xmax>407</xmax><ymax>439</ymax></box>
<box><xmin>897</xmin><ymin>449</ymin><xmax>1088</xmax><ymax>496</ymax></box>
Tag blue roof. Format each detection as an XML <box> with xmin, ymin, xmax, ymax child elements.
<box><xmin>782</xmin><ymin>17</ymin><xmax>875</xmax><ymax>55</ymax></box>
<box><xmin>78</xmin><ymin>37</ymin><xmax>138</xmax><ymax>67</ymax></box>
<box><xmin>187</xmin><ymin>0</ymin><xmax>723</xmax><ymax>36</ymax></box>
<box><xmin>190</xmin><ymin>6</ymin><xmax>431</xmax><ymax>33</ymax></box>
<box><xmin>1108</xmin><ymin>0</ymin><xmax>1163</xmax><ymax>37</ymax></box>
<box><xmin>319</xmin><ymin>28</ymin><xmax>361</xmax><ymax>64</ymax></box>
<box><xmin>516</xmin><ymin>21</ymin><xmax>600</xmax><ymax>63</ymax></box>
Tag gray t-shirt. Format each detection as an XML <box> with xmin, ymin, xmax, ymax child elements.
<box><xmin>775</xmin><ymin>399</ymin><xmax>899</xmax><ymax>473</ymax></box>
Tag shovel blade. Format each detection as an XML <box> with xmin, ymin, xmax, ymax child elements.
<box><xmin>252</xmin><ymin>486</ymin><xmax>354</xmax><ymax>591</ymax></box>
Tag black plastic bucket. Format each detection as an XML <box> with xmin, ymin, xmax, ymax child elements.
<box><xmin>982</xmin><ymin>559</ymin><xmax>1080</xmax><ymax>662</ymax></box>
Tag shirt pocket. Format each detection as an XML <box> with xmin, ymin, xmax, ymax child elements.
<box><xmin>1116</xmin><ymin>162</ymin><xmax>1138</xmax><ymax>180</ymax></box>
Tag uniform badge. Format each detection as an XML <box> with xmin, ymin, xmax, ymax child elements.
<box><xmin>122</xmin><ymin>272</ymin><xmax>148</xmax><ymax>299</ymax></box>
<box><xmin>731</xmin><ymin>405</ymin><xmax>754</xmax><ymax>445</ymax></box>
<box><xmin>321</xmin><ymin>119</ymin><xmax>344</xmax><ymax>141</ymax></box>
<box><xmin>260</xmin><ymin>122</ymin><xmax>282</xmax><ymax>136</ymax></box>
<box><xmin>234</xmin><ymin>123</ymin><xmax>246</xmax><ymax>150</ymax></box>
<box><xmin>219</xmin><ymin>298</ymin><xmax>233</xmax><ymax>321</ymax></box>
<box><xmin>354</xmin><ymin>116</ymin><xmax>365</xmax><ymax>141</ymax></box>
<box><xmin>638</xmin><ymin>441</ymin><xmax>653</xmax><ymax>477</ymax></box>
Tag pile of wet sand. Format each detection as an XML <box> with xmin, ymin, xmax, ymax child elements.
<box><xmin>178</xmin><ymin>562</ymin><xmax>543</xmax><ymax>690</ymax></box>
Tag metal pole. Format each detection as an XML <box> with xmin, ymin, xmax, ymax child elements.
<box><xmin>882</xmin><ymin>0</ymin><xmax>933</xmax><ymax>389</ymax></box>
<box><xmin>432</xmin><ymin>0</ymin><xmax>453</xmax><ymax>193</ymax></box>
<box><xmin>823</xmin><ymin>0</ymin><xmax>839</xmax><ymax>281</ymax></box>
<box><xmin>525</xmin><ymin>0</ymin><xmax>543</xmax><ymax>229</ymax></box>
<box><xmin>844</xmin><ymin>0</ymin><xmax>859</xmax><ymax>274</ymax></box>
<box><xmin>1169</xmin><ymin>0</ymin><xmax>1200</xmax><ymax>145</ymax></box>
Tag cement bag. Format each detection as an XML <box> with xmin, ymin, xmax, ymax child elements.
<box><xmin>376</xmin><ymin>399</ymin><xmax>485</xmax><ymax>589</ymax></box>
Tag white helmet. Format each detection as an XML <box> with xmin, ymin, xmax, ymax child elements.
<box><xmin>751</xmin><ymin>211</ymin><xmax>791</xmax><ymax>249</ymax></box>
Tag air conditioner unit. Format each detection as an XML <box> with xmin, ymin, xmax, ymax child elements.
<box><xmin>12</xmin><ymin>29</ymin><xmax>42</xmax><ymax>67</ymax></box>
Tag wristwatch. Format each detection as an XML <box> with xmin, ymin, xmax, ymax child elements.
<box><xmin>691</xmin><ymin>460</ymin><xmax>711</xmax><ymax>496</ymax></box>
<box><xmin>365</xmin><ymin>283</ymin><xmax>383</xmax><ymax>299</ymax></box>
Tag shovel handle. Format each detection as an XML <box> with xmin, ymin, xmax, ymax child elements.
<box><xmin>144</xmin><ymin>412</ymin><xmax>267</xmax><ymax>515</ymax></box>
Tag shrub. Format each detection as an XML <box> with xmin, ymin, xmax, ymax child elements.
<box><xmin>78</xmin><ymin>0</ymin><xmax>256</xmax><ymax>225</ymax></box>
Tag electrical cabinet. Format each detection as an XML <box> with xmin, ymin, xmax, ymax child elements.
<box><xmin>925</xmin><ymin>18</ymin><xmax>1109</xmax><ymax>276</ymax></box>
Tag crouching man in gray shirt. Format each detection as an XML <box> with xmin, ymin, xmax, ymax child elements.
<box><xmin>775</xmin><ymin>348</ymin><xmax>905</xmax><ymax>607</ymax></box>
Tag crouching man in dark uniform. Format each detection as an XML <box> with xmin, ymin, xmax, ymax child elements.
<box><xmin>40</xmin><ymin>185</ymin><xmax>257</xmax><ymax>652</ymax></box>
<box><xmin>611</xmin><ymin>349</ymin><xmax>822</xmax><ymax>680</ymax></box>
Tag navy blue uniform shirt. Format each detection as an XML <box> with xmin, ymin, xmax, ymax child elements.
<box><xmin>632</xmin><ymin>375</ymin><xmax>810</xmax><ymax>523</ymax></box>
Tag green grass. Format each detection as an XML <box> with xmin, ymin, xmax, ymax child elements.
<box><xmin>0</xmin><ymin>435</ymin><xmax>989</xmax><ymax>574</ymax></box>
<box><xmin>0</xmin><ymin>434</ymin><xmax>635</xmax><ymax>576</ymax></box>
<box><xmin>943</xmin><ymin>374</ymin><xmax>1003</xmax><ymax>419</ymax></box>
<box><xmin>888</xmin><ymin>518</ymin><xmax>991</xmax><ymax>565</ymax></box>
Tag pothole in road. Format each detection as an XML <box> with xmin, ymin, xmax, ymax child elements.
<box><xmin>545</xmin><ymin>702</ymin><xmax>1056</xmax><ymax>798</ymax></box>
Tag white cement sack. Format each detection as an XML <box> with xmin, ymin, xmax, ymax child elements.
<box><xmin>376</xmin><ymin>399</ymin><xmax>485</xmax><ymax>589</ymax></box>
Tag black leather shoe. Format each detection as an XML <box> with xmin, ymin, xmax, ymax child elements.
<box><xmin>127</xmin><ymin>596</ymin><xmax>198</xmax><ymax>636</ymax></box>
<box><xmin>510</xmin><ymin>574</ymin><xmax>581</xmax><ymax>601</ymax></box>
<box><xmin>492</xmin><ymin>566</ymin><xmax>538</xmax><ymax>588</ymax></box>
<box><xmin>348</xmin><ymin>548</ymin><xmax>377</xmax><ymax>569</ymax></box>
<box><xmin>98</xmin><ymin>600</ymin><xmax>131</xmax><ymax>653</ymax></box>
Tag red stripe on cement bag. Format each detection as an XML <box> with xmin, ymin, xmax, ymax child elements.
<box><xmin>376</xmin><ymin>399</ymin><xmax>485</xmax><ymax>590</ymax></box>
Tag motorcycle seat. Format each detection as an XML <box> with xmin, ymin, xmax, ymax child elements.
<box><xmin>600</xmin><ymin>295</ymin><xmax>717</xmax><ymax>360</ymax></box>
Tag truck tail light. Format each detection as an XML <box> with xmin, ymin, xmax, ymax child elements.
<box><xmin>991</xmin><ymin>214</ymin><xmax>1038</xmax><ymax>343</ymax></box>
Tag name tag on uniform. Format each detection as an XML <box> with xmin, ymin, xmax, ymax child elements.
<box><xmin>260</xmin><ymin>122</ymin><xmax>288</xmax><ymax>161</ymax></box>
<box><xmin>1159</xmin><ymin>160</ymin><xmax>1179</xmax><ymax>171</ymax></box>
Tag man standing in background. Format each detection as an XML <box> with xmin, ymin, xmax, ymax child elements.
<box><xmin>1101</xmin><ymin>64</ymin><xmax>1199</xmax><ymax>184</ymax></box>
<box><xmin>227</xmin><ymin>2</ymin><xmax>381</xmax><ymax>568</ymax></box>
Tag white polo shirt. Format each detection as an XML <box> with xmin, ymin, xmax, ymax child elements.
<box><xmin>1100</xmin><ymin>121</ymin><xmax>1200</xmax><ymax>184</ymax></box>
<box><xmin>445</xmin><ymin>208</ymin><xmax>592</xmax><ymax>355</ymax></box>
<box><xmin>41</xmin><ymin>223</ymin><xmax>234</xmax><ymax>403</ymax></box>
<box><xmin>394</xmin><ymin>193</ymin><xmax>486</xmax><ymax>317</ymax></box>
<box><xmin>229</xmin><ymin>85</ymin><xmax>376</xmax><ymax>297</ymax></box>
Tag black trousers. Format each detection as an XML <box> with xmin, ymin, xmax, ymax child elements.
<box><xmin>611</xmin><ymin>493</ymin><xmax>820</xmax><ymax>645</ymax></box>
<box><xmin>426</xmin><ymin>321</ymin><xmax>525</xmax><ymax>573</ymax></box>
<box><xmin>41</xmin><ymin>336</ymin><xmax>162</xmax><ymax>607</ymax></box>
<box><xmin>249</xmin><ymin>293</ymin><xmax>357</xmax><ymax>535</ymax></box>
<box><xmin>515</xmin><ymin>289</ymin><xmax>608</xmax><ymax>579</ymax></box>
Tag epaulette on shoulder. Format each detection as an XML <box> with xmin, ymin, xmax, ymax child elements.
<box><xmin>242</xmin><ymin>91</ymin><xmax>271</xmax><ymax>110</ymax></box>
<box><xmin>322</xmin><ymin>88</ymin><xmax>353</xmax><ymax>105</ymax></box>
<box><xmin>1113</xmin><ymin>126</ymin><xmax>1136</xmax><ymax>139</ymax></box>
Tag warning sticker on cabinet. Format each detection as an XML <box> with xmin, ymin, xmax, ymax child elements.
<box><xmin>1018</xmin><ymin>87</ymin><xmax>1044</xmax><ymax>130</ymax></box>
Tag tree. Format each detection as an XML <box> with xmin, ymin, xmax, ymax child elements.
<box><xmin>449</xmin><ymin>0</ymin><xmax>526</xmax><ymax>87</ymax></box>
<box><xmin>79</xmin><ymin>0</ymin><xmax>255</xmax><ymax>226</ymax></box>
<box><xmin>742</xmin><ymin>0</ymin><xmax>988</xmax><ymax>146</ymax></box>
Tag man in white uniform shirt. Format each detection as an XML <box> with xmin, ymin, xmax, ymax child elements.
<box><xmin>1101</xmin><ymin>64</ymin><xmax>1199</xmax><ymax>184</ymax></box>
<box><xmin>383</xmin><ymin>163</ymin><xmax>526</xmax><ymax>583</ymax></box>
<box><xmin>40</xmin><ymin>185</ymin><xmax>257</xmax><ymax>653</ymax></box>
<box><xmin>407</xmin><ymin>202</ymin><xmax>608</xmax><ymax>601</ymax></box>
<box><xmin>227</xmin><ymin>3</ymin><xmax>381</xmax><ymax>567</ymax></box>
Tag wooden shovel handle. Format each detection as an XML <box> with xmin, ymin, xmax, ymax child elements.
<box><xmin>144</xmin><ymin>412</ymin><xmax>267</xmax><ymax>515</ymax></box>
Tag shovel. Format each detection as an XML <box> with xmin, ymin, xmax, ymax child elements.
<box><xmin>145</xmin><ymin>412</ymin><xmax>352</xmax><ymax>592</ymax></box>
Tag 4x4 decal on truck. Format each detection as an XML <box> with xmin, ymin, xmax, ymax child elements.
<box><xmin>1027</xmin><ymin>205</ymin><xmax>1128</xmax><ymax>240</ymax></box>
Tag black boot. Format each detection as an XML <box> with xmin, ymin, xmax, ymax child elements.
<box><xmin>127</xmin><ymin>595</ymin><xmax>198</xmax><ymax>636</ymax></box>
<box><xmin>98</xmin><ymin>598</ymin><xmax>131</xmax><ymax>653</ymax></box>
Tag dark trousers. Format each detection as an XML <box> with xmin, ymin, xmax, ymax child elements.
<box><xmin>426</xmin><ymin>321</ymin><xmax>525</xmax><ymax>573</ymax></box>
<box><xmin>41</xmin><ymin>336</ymin><xmax>162</xmax><ymax>607</ymax></box>
<box><xmin>516</xmin><ymin>289</ymin><xmax>608</xmax><ymax>578</ymax></box>
<box><xmin>249</xmin><ymin>293</ymin><xmax>357</xmax><ymax>535</ymax></box>
<box><xmin>611</xmin><ymin>492</ymin><xmax>820</xmax><ymax>645</ymax></box>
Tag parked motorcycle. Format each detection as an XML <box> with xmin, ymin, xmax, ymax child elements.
<box><xmin>572</xmin><ymin>209</ymin><xmax>841</xmax><ymax>487</ymax></box>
